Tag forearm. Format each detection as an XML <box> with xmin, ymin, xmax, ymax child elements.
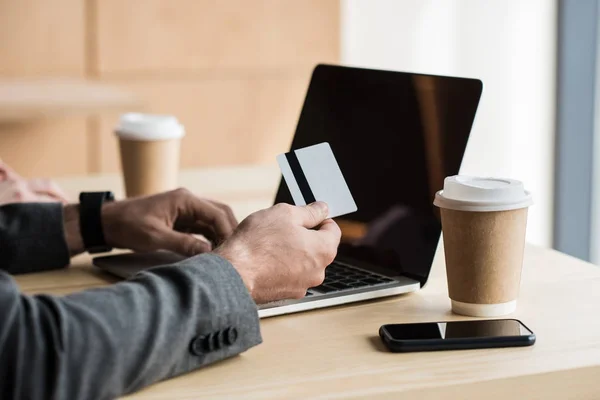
<box><xmin>0</xmin><ymin>253</ymin><xmax>262</xmax><ymax>400</ymax></box>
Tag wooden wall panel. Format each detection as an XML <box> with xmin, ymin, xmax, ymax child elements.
<box><xmin>0</xmin><ymin>0</ymin><xmax>88</xmax><ymax>178</ymax></box>
<box><xmin>0</xmin><ymin>118</ymin><xmax>88</xmax><ymax>177</ymax></box>
<box><xmin>94</xmin><ymin>0</ymin><xmax>340</xmax><ymax>75</ymax></box>
<box><xmin>0</xmin><ymin>0</ymin><xmax>85</xmax><ymax>76</ymax></box>
<box><xmin>95</xmin><ymin>74</ymin><xmax>310</xmax><ymax>173</ymax></box>
<box><xmin>0</xmin><ymin>0</ymin><xmax>339</xmax><ymax>177</ymax></box>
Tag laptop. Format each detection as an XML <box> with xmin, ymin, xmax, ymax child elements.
<box><xmin>93</xmin><ymin>64</ymin><xmax>482</xmax><ymax>318</ymax></box>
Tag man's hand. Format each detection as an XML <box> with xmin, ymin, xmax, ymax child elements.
<box><xmin>64</xmin><ymin>188</ymin><xmax>237</xmax><ymax>257</ymax></box>
<box><xmin>100</xmin><ymin>188</ymin><xmax>238</xmax><ymax>256</ymax></box>
<box><xmin>214</xmin><ymin>202</ymin><xmax>342</xmax><ymax>304</ymax></box>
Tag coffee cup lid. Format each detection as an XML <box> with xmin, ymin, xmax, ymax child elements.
<box><xmin>433</xmin><ymin>176</ymin><xmax>533</xmax><ymax>212</ymax></box>
<box><xmin>115</xmin><ymin>113</ymin><xmax>185</xmax><ymax>141</ymax></box>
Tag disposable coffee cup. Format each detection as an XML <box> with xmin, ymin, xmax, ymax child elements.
<box><xmin>115</xmin><ymin>113</ymin><xmax>185</xmax><ymax>198</ymax></box>
<box><xmin>433</xmin><ymin>176</ymin><xmax>533</xmax><ymax>317</ymax></box>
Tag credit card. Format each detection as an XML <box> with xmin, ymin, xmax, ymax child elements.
<box><xmin>276</xmin><ymin>142</ymin><xmax>357</xmax><ymax>219</ymax></box>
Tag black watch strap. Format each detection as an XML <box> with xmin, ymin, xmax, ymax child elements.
<box><xmin>79</xmin><ymin>191</ymin><xmax>115</xmax><ymax>254</ymax></box>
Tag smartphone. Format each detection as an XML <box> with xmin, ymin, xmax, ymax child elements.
<box><xmin>379</xmin><ymin>319</ymin><xmax>535</xmax><ymax>353</ymax></box>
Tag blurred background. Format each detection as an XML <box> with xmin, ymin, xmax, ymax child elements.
<box><xmin>0</xmin><ymin>0</ymin><xmax>598</xmax><ymax>264</ymax></box>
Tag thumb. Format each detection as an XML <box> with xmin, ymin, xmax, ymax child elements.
<box><xmin>298</xmin><ymin>201</ymin><xmax>329</xmax><ymax>228</ymax></box>
<box><xmin>157</xmin><ymin>230</ymin><xmax>212</xmax><ymax>257</ymax></box>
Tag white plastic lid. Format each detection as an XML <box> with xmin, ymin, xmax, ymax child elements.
<box><xmin>433</xmin><ymin>175</ymin><xmax>533</xmax><ymax>212</ymax></box>
<box><xmin>115</xmin><ymin>113</ymin><xmax>185</xmax><ymax>141</ymax></box>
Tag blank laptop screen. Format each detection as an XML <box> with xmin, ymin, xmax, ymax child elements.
<box><xmin>274</xmin><ymin>64</ymin><xmax>482</xmax><ymax>286</ymax></box>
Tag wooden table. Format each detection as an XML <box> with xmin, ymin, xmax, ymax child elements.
<box><xmin>15</xmin><ymin>165</ymin><xmax>600</xmax><ymax>399</ymax></box>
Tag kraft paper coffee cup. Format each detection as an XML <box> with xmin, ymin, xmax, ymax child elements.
<box><xmin>115</xmin><ymin>113</ymin><xmax>185</xmax><ymax>198</ymax></box>
<box><xmin>433</xmin><ymin>176</ymin><xmax>533</xmax><ymax>317</ymax></box>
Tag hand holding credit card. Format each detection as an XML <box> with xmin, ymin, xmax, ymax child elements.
<box><xmin>276</xmin><ymin>142</ymin><xmax>357</xmax><ymax>219</ymax></box>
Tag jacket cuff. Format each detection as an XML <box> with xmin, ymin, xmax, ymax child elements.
<box><xmin>161</xmin><ymin>253</ymin><xmax>263</xmax><ymax>374</ymax></box>
<box><xmin>0</xmin><ymin>203</ymin><xmax>70</xmax><ymax>274</ymax></box>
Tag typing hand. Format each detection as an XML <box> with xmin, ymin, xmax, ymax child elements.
<box><xmin>214</xmin><ymin>202</ymin><xmax>341</xmax><ymax>303</ymax></box>
<box><xmin>101</xmin><ymin>188</ymin><xmax>237</xmax><ymax>256</ymax></box>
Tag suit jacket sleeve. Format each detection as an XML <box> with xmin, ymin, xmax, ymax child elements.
<box><xmin>0</xmin><ymin>204</ymin><xmax>263</xmax><ymax>399</ymax></box>
<box><xmin>0</xmin><ymin>202</ymin><xmax>70</xmax><ymax>274</ymax></box>
<box><xmin>0</xmin><ymin>254</ymin><xmax>262</xmax><ymax>399</ymax></box>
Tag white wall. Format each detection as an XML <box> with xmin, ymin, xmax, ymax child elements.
<box><xmin>341</xmin><ymin>0</ymin><xmax>557</xmax><ymax>247</ymax></box>
<box><xmin>591</xmin><ymin>3</ymin><xmax>600</xmax><ymax>264</ymax></box>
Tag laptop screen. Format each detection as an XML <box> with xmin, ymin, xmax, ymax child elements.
<box><xmin>274</xmin><ymin>65</ymin><xmax>482</xmax><ymax>286</ymax></box>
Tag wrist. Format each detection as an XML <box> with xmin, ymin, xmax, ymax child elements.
<box><xmin>63</xmin><ymin>204</ymin><xmax>85</xmax><ymax>256</ymax></box>
<box><xmin>214</xmin><ymin>242</ymin><xmax>256</xmax><ymax>298</ymax></box>
<box><xmin>100</xmin><ymin>201</ymin><xmax>118</xmax><ymax>248</ymax></box>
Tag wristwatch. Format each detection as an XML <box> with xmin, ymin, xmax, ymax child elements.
<box><xmin>78</xmin><ymin>191</ymin><xmax>115</xmax><ymax>254</ymax></box>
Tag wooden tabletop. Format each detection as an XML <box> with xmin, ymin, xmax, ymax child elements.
<box><xmin>16</xmin><ymin>165</ymin><xmax>600</xmax><ymax>399</ymax></box>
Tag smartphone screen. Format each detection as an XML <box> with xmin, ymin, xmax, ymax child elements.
<box><xmin>383</xmin><ymin>319</ymin><xmax>533</xmax><ymax>341</ymax></box>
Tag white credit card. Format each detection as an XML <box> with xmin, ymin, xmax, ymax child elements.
<box><xmin>276</xmin><ymin>142</ymin><xmax>358</xmax><ymax>219</ymax></box>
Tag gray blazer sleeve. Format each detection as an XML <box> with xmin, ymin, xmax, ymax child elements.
<box><xmin>0</xmin><ymin>204</ymin><xmax>263</xmax><ymax>399</ymax></box>
<box><xmin>0</xmin><ymin>203</ymin><xmax>71</xmax><ymax>274</ymax></box>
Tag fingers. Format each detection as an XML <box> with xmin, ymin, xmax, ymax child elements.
<box><xmin>294</xmin><ymin>201</ymin><xmax>330</xmax><ymax>228</ymax></box>
<box><xmin>312</xmin><ymin>218</ymin><xmax>341</xmax><ymax>263</ymax></box>
<box><xmin>207</xmin><ymin>200</ymin><xmax>238</xmax><ymax>231</ymax></box>
<box><xmin>27</xmin><ymin>178</ymin><xmax>70</xmax><ymax>204</ymax></box>
<box><xmin>0</xmin><ymin>164</ymin><xmax>69</xmax><ymax>205</ymax></box>
<box><xmin>175</xmin><ymin>219</ymin><xmax>219</xmax><ymax>244</ymax></box>
<box><xmin>316</xmin><ymin>218</ymin><xmax>342</xmax><ymax>244</ymax></box>
<box><xmin>177</xmin><ymin>190</ymin><xmax>236</xmax><ymax>241</ymax></box>
<box><xmin>0</xmin><ymin>179</ymin><xmax>57</xmax><ymax>205</ymax></box>
<box><xmin>0</xmin><ymin>161</ymin><xmax>22</xmax><ymax>182</ymax></box>
<box><xmin>0</xmin><ymin>180</ymin><xmax>26</xmax><ymax>204</ymax></box>
<box><xmin>192</xmin><ymin>199</ymin><xmax>235</xmax><ymax>240</ymax></box>
<box><xmin>155</xmin><ymin>229</ymin><xmax>212</xmax><ymax>257</ymax></box>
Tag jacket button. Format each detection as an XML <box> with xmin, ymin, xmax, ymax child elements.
<box><xmin>212</xmin><ymin>332</ymin><xmax>223</xmax><ymax>350</ymax></box>
<box><xmin>224</xmin><ymin>327</ymin><xmax>238</xmax><ymax>345</ymax></box>
<box><xmin>203</xmin><ymin>332</ymin><xmax>221</xmax><ymax>352</ymax></box>
<box><xmin>190</xmin><ymin>335</ymin><xmax>206</xmax><ymax>356</ymax></box>
<box><xmin>216</xmin><ymin>330</ymin><xmax>226</xmax><ymax>348</ymax></box>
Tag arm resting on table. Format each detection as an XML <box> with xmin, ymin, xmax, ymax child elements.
<box><xmin>0</xmin><ymin>203</ymin><xmax>70</xmax><ymax>274</ymax></box>
<box><xmin>0</xmin><ymin>253</ymin><xmax>262</xmax><ymax>400</ymax></box>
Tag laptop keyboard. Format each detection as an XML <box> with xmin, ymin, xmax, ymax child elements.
<box><xmin>308</xmin><ymin>262</ymin><xmax>396</xmax><ymax>295</ymax></box>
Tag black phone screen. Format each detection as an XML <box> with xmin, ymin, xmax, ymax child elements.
<box><xmin>384</xmin><ymin>319</ymin><xmax>533</xmax><ymax>341</ymax></box>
